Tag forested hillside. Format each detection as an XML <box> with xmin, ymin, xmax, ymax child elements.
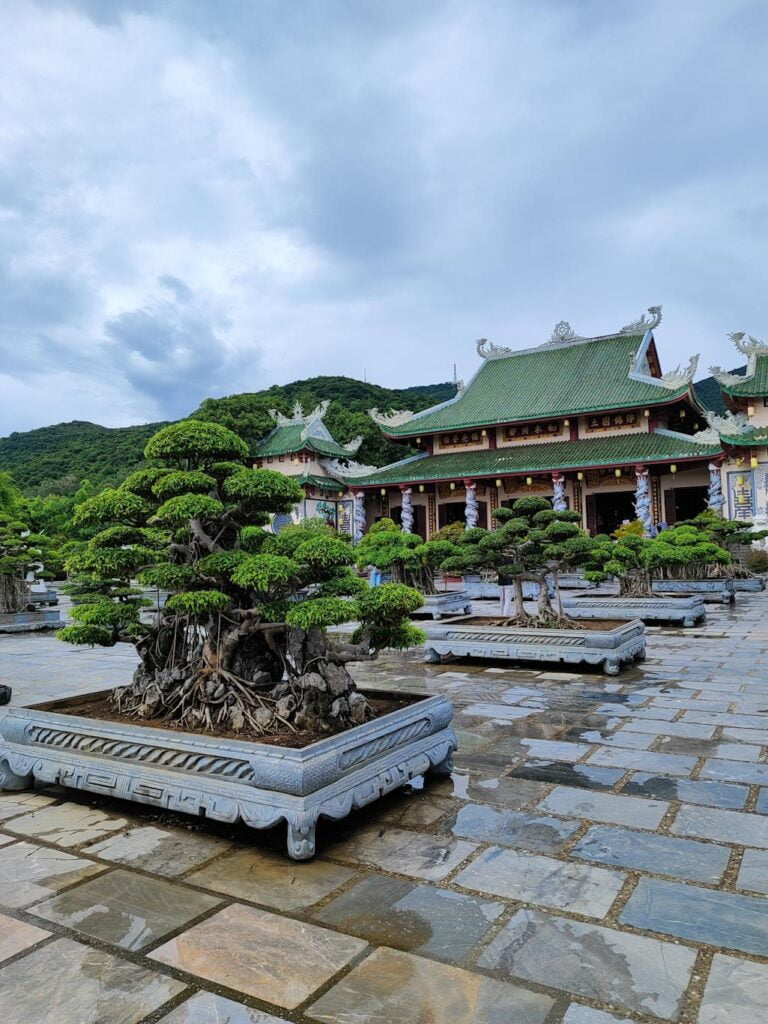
<box><xmin>0</xmin><ymin>376</ymin><xmax>456</xmax><ymax>494</ymax></box>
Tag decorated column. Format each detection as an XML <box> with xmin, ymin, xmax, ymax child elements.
<box><xmin>353</xmin><ymin>491</ymin><xmax>366</xmax><ymax>544</ymax></box>
<box><xmin>634</xmin><ymin>465</ymin><xmax>654</xmax><ymax>536</ymax></box>
<box><xmin>400</xmin><ymin>486</ymin><xmax>414</xmax><ymax>534</ymax></box>
<box><xmin>551</xmin><ymin>472</ymin><xmax>567</xmax><ymax>512</ymax></box>
<box><xmin>464</xmin><ymin>480</ymin><xmax>478</xmax><ymax>529</ymax></box>
<box><xmin>708</xmin><ymin>461</ymin><xmax>726</xmax><ymax>516</ymax></box>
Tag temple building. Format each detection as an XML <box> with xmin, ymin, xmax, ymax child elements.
<box><xmin>251</xmin><ymin>308</ymin><xmax>768</xmax><ymax>539</ymax></box>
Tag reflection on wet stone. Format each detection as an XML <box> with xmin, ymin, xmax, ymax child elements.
<box><xmin>621</xmin><ymin>773</ymin><xmax>749</xmax><ymax>809</ymax></box>
<box><xmin>0</xmin><ymin>937</ymin><xmax>185</xmax><ymax>1024</ymax></box>
<box><xmin>158</xmin><ymin>991</ymin><xmax>287</xmax><ymax>1023</ymax></box>
<box><xmin>478</xmin><ymin>908</ymin><xmax>696</xmax><ymax>1019</ymax></box>
<box><xmin>448</xmin><ymin>772</ymin><xmax>550</xmax><ymax>809</ymax></box>
<box><xmin>85</xmin><ymin>825</ymin><xmax>231</xmax><ymax>876</ymax></box>
<box><xmin>509</xmin><ymin>759</ymin><xmax>623</xmax><ymax>792</ymax></box>
<box><xmin>0</xmin><ymin>840</ymin><xmax>107</xmax><ymax>908</ymax></box>
<box><xmin>327</xmin><ymin>826</ymin><xmax>476</xmax><ymax>880</ymax></box>
<box><xmin>698</xmin><ymin>953</ymin><xmax>768</xmax><ymax>1024</ymax></box>
<box><xmin>30</xmin><ymin>867</ymin><xmax>222</xmax><ymax>950</ymax></box>
<box><xmin>572</xmin><ymin>825</ymin><xmax>730</xmax><ymax>882</ymax></box>
<box><xmin>307</xmin><ymin>946</ymin><xmax>555</xmax><ymax>1024</ymax></box>
<box><xmin>446</xmin><ymin>804</ymin><xmax>579</xmax><ymax>852</ymax></box>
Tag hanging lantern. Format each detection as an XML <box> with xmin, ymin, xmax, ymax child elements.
<box><xmin>679</xmin><ymin>409</ymin><xmax>686</xmax><ymax>419</ymax></box>
<box><xmin>418</xmin><ymin>484</ymin><xmax>425</xmax><ymax>492</ymax></box>
<box><xmin>416</xmin><ymin>436</ymin><xmax>421</xmax><ymax>444</ymax></box>
<box><xmin>614</xmin><ymin>468</ymin><xmax>622</xmax><ymax>477</ymax></box>
<box><xmin>643</xmin><ymin>409</ymin><xmax>650</xmax><ymax>417</ymax></box>
<box><xmin>526</xmin><ymin>476</ymin><xmax>533</xmax><ymax>486</ymax></box>
<box><xmin>577</xmin><ymin>471</ymin><xmax>584</xmax><ymax>481</ymax></box>
<box><xmin>450</xmin><ymin>482</ymin><xmax>456</xmax><ymax>491</ymax></box>
<box><xmin>495</xmin><ymin>478</ymin><xmax>502</xmax><ymax>488</ymax></box>
<box><xmin>380</xmin><ymin>488</ymin><xmax>386</xmax><ymax>495</ymax></box>
<box><xmin>748</xmin><ymin>405</ymin><xmax>756</xmax><ymax>417</ymax></box>
<box><xmin>481</xmin><ymin>429</ymin><xmax>487</xmax><ymax>436</ymax></box>
<box><xmin>563</xmin><ymin>418</ymin><xmax>570</xmax><ymax>427</ymax></box>
<box><xmin>670</xmin><ymin>464</ymin><xmax>677</xmax><ymax>475</ymax></box>
<box><xmin>751</xmin><ymin>456</ymin><xmax>759</xmax><ymax>469</ymax></box>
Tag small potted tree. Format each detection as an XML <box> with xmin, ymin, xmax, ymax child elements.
<box><xmin>0</xmin><ymin>512</ymin><xmax>63</xmax><ymax>634</ymax></box>
<box><xmin>354</xmin><ymin>518</ymin><xmax>471</xmax><ymax>618</ymax></box>
<box><xmin>648</xmin><ymin>522</ymin><xmax>738</xmax><ymax>603</ymax></box>
<box><xmin>424</xmin><ymin>497</ymin><xmax>645</xmax><ymax>674</ymax></box>
<box><xmin>0</xmin><ymin>421</ymin><xmax>456</xmax><ymax>860</ymax></box>
<box><xmin>676</xmin><ymin>510</ymin><xmax>768</xmax><ymax>592</ymax></box>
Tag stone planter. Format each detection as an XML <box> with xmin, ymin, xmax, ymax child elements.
<box><xmin>0</xmin><ymin>689</ymin><xmax>456</xmax><ymax>861</ymax></box>
<box><xmin>562</xmin><ymin>594</ymin><xmax>706</xmax><ymax>628</ymax></box>
<box><xmin>0</xmin><ymin>608</ymin><xmax>62</xmax><ymax>633</ymax></box>
<box><xmin>423</xmin><ymin>616</ymin><xmax>645</xmax><ymax>675</ymax></box>
<box><xmin>28</xmin><ymin>587</ymin><xmax>59</xmax><ymax>607</ymax></box>
<box><xmin>555</xmin><ymin>572</ymin><xmax>599</xmax><ymax>590</ymax></box>
<box><xmin>412</xmin><ymin>591</ymin><xmax>473</xmax><ymax>619</ymax></box>
<box><xmin>732</xmin><ymin>577</ymin><xmax>766</xmax><ymax>592</ymax></box>
<box><xmin>651</xmin><ymin>579</ymin><xmax>736</xmax><ymax>604</ymax></box>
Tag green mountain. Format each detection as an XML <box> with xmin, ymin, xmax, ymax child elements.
<box><xmin>0</xmin><ymin>376</ymin><xmax>456</xmax><ymax>495</ymax></box>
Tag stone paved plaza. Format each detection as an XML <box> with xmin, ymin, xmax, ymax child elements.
<box><xmin>1</xmin><ymin>593</ymin><xmax>767</xmax><ymax>1023</ymax></box>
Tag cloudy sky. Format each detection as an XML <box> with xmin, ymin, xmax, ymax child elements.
<box><xmin>2</xmin><ymin>0</ymin><xmax>768</xmax><ymax>435</ymax></box>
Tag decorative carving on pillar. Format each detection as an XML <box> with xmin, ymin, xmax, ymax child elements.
<box><xmin>573</xmin><ymin>480</ymin><xmax>583</xmax><ymax>517</ymax></box>
<box><xmin>353</xmin><ymin>492</ymin><xmax>366</xmax><ymax>544</ymax></box>
<box><xmin>428</xmin><ymin>491</ymin><xmax>437</xmax><ymax>538</ymax></box>
<box><xmin>708</xmin><ymin>462</ymin><xmax>726</xmax><ymax>515</ymax></box>
<box><xmin>400</xmin><ymin>487</ymin><xmax>414</xmax><ymax>534</ymax></box>
<box><xmin>634</xmin><ymin>465</ymin><xmax>655</xmax><ymax>536</ymax></box>
<box><xmin>552</xmin><ymin>473</ymin><xmax>567</xmax><ymax>512</ymax></box>
<box><xmin>464</xmin><ymin>480</ymin><xmax>478</xmax><ymax>529</ymax></box>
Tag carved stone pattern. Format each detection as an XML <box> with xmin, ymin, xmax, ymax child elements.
<box><xmin>24</xmin><ymin>727</ymin><xmax>255</xmax><ymax>779</ymax></box>
<box><xmin>476</xmin><ymin>338</ymin><xmax>514</xmax><ymax>360</ymax></box>
<box><xmin>551</xmin><ymin>474</ymin><xmax>567</xmax><ymax>512</ymax></box>
<box><xmin>367</xmin><ymin>408</ymin><xmax>415</xmax><ymax>427</ymax></box>
<box><xmin>547</xmin><ymin>321</ymin><xmax>582</xmax><ymax>345</ymax></box>
<box><xmin>634</xmin><ymin>467</ymin><xmax>654</xmax><ymax>537</ymax></box>
<box><xmin>353</xmin><ymin>491</ymin><xmax>366</xmax><ymax>543</ymax></box>
<box><xmin>401</xmin><ymin>488</ymin><xmax>414</xmax><ymax>534</ymax></box>
<box><xmin>708</xmin><ymin>462</ymin><xmax>726</xmax><ymax>513</ymax></box>
<box><xmin>338</xmin><ymin>716</ymin><xmax>434</xmax><ymax>770</ymax></box>
<box><xmin>464</xmin><ymin>483</ymin><xmax>478</xmax><ymax>529</ymax></box>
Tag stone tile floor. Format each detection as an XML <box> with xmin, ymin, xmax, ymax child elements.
<box><xmin>1</xmin><ymin>593</ymin><xmax>768</xmax><ymax>1021</ymax></box>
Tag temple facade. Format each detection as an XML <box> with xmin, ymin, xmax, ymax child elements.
<box><xmin>252</xmin><ymin>309</ymin><xmax>768</xmax><ymax>539</ymax></box>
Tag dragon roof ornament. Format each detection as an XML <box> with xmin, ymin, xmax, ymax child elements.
<box><xmin>476</xmin><ymin>337</ymin><xmax>513</xmax><ymax>360</ymax></box>
<box><xmin>619</xmin><ymin>305</ymin><xmax>663</xmax><ymax>335</ymax></box>
<box><xmin>691</xmin><ymin>409</ymin><xmax>754</xmax><ymax>444</ymax></box>
<box><xmin>709</xmin><ymin>331</ymin><xmax>768</xmax><ymax>387</ymax></box>
<box><xmin>269</xmin><ymin>400</ymin><xmax>331</xmax><ymax>427</ymax></box>
<box><xmin>321</xmin><ymin>458</ymin><xmax>379</xmax><ymax>479</ymax></box>
<box><xmin>657</xmin><ymin>354</ymin><xmax>699</xmax><ymax>390</ymax></box>
<box><xmin>368</xmin><ymin>408</ymin><xmax>415</xmax><ymax>428</ymax></box>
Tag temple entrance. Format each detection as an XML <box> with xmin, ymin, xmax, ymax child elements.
<box><xmin>438</xmin><ymin>501</ymin><xmax>488</xmax><ymax>530</ymax></box>
<box><xmin>586</xmin><ymin>491</ymin><xmax>636</xmax><ymax>535</ymax></box>
<box><xmin>663</xmin><ymin>486</ymin><xmax>708</xmax><ymax>526</ymax></box>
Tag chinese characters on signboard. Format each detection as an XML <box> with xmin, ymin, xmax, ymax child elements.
<box><xmin>586</xmin><ymin>411</ymin><xmax>638</xmax><ymax>432</ymax></box>
<box><xmin>727</xmin><ymin>471</ymin><xmax>756</xmax><ymax>520</ymax></box>
<box><xmin>504</xmin><ymin>421</ymin><xmax>561</xmax><ymax>441</ymax></box>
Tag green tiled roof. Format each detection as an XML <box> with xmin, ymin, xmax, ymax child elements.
<box><xmin>694</xmin><ymin>368</ymin><xmax>745</xmax><ymax>415</ymax></box>
<box><xmin>297</xmin><ymin>473</ymin><xmax>346</xmax><ymax>490</ymax></box>
<box><xmin>254</xmin><ymin>424</ymin><xmax>352</xmax><ymax>459</ymax></box>
<box><xmin>720</xmin><ymin>427</ymin><xmax>768</xmax><ymax>448</ymax></box>
<box><xmin>719</xmin><ymin>355</ymin><xmax>768</xmax><ymax>397</ymax></box>
<box><xmin>384</xmin><ymin>334</ymin><xmax>692</xmax><ymax>436</ymax></box>
<box><xmin>346</xmin><ymin>431</ymin><xmax>721</xmax><ymax>486</ymax></box>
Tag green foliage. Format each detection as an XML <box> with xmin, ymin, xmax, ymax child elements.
<box><xmin>432</xmin><ymin>520</ymin><xmax>465</xmax><ymax>542</ymax></box>
<box><xmin>230</xmin><ymin>554</ymin><xmax>299</xmax><ymax>592</ymax></box>
<box><xmin>144</xmin><ymin>420</ymin><xmax>249</xmax><ymax>466</ymax></box>
<box><xmin>121</xmin><ymin>467</ymin><xmax>171</xmax><ymax>498</ymax></box>
<box><xmin>196</xmin><ymin>550</ymin><xmax>250</xmax><ymax>576</ymax></box>
<box><xmin>240</xmin><ymin>525</ymin><xmax>270</xmax><ymax>552</ymax></box>
<box><xmin>71</xmin><ymin>600</ymin><xmax>148</xmax><ymax>627</ymax></box>
<box><xmin>152</xmin><ymin>471</ymin><xmax>216</xmax><ymax>500</ymax></box>
<box><xmin>165</xmin><ymin>590</ymin><xmax>231</xmax><ymax>616</ymax></box>
<box><xmin>677</xmin><ymin>510</ymin><xmax>768</xmax><ymax>551</ymax></box>
<box><xmin>74</xmin><ymin>488</ymin><xmax>152</xmax><ymax>527</ymax></box>
<box><xmin>286</xmin><ymin>597</ymin><xmax>355</xmax><ymax>630</ymax></box>
<box><xmin>137</xmin><ymin>564</ymin><xmax>198</xmax><ymax>590</ymax></box>
<box><xmin>613</xmin><ymin>519</ymin><xmax>645</xmax><ymax>539</ymax></box>
<box><xmin>154</xmin><ymin>494</ymin><xmax>226</xmax><ymax>526</ymax></box>
<box><xmin>355</xmin><ymin>582</ymin><xmax>425</xmax><ymax>648</ymax></box>
<box><xmin>56</xmin><ymin>623</ymin><xmax>116</xmax><ymax>646</ymax></box>
<box><xmin>223</xmin><ymin>469</ymin><xmax>304</xmax><ymax>512</ymax></box>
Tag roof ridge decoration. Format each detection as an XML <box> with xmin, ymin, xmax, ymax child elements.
<box><xmin>628</xmin><ymin>348</ymin><xmax>699</xmax><ymax>392</ymax></box>
<box><xmin>368</xmin><ymin>408</ymin><xmax>415</xmax><ymax>427</ymax></box>
<box><xmin>709</xmin><ymin>331</ymin><xmax>768</xmax><ymax>387</ymax></box>
<box><xmin>476</xmin><ymin>337</ymin><xmax>514</xmax><ymax>360</ymax></box>
<box><xmin>545</xmin><ymin>321</ymin><xmax>583</xmax><ymax>345</ymax></box>
<box><xmin>619</xmin><ymin>305</ymin><xmax>663</xmax><ymax>335</ymax></box>
<box><xmin>324</xmin><ymin>454</ymin><xmax>423</xmax><ymax>480</ymax></box>
<box><xmin>689</xmin><ymin>409</ymin><xmax>754</xmax><ymax>444</ymax></box>
<box><xmin>269</xmin><ymin>400</ymin><xmax>331</xmax><ymax>427</ymax></box>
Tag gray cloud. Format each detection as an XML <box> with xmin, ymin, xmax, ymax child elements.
<box><xmin>2</xmin><ymin>0</ymin><xmax>768</xmax><ymax>434</ymax></box>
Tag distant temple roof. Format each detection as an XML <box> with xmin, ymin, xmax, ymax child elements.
<box><xmin>345</xmin><ymin>431</ymin><xmax>720</xmax><ymax>488</ymax></box>
<box><xmin>368</xmin><ymin>309</ymin><xmax>701</xmax><ymax>438</ymax></box>
<box><xmin>253</xmin><ymin>400</ymin><xmax>362</xmax><ymax>459</ymax></box>
<box><xmin>710</xmin><ymin>333</ymin><xmax>768</xmax><ymax>398</ymax></box>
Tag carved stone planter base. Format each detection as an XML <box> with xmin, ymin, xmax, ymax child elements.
<box><xmin>651</xmin><ymin>580</ymin><xmax>736</xmax><ymax>604</ymax></box>
<box><xmin>462</xmin><ymin>577</ymin><xmax>553</xmax><ymax>600</ymax></box>
<box><xmin>412</xmin><ymin>591</ymin><xmax>472</xmax><ymax>619</ymax></box>
<box><xmin>423</xmin><ymin>616</ymin><xmax>645</xmax><ymax>674</ymax></box>
<box><xmin>0</xmin><ymin>690</ymin><xmax>456</xmax><ymax>861</ymax></box>
<box><xmin>562</xmin><ymin>595</ymin><xmax>706</xmax><ymax>628</ymax></box>
<box><xmin>0</xmin><ymin>609</ymin><xmax>62</xmax><ymax>633</ymax></box>
<box><xmin>732</xmin><ymin>577</ymin><xmax>766</xmax><ymax>592</ymax></box>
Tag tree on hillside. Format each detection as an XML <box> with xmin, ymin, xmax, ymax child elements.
<box><xmin>59</xmin><ymin>420</ymin><xmax>424</xmax><ymax>736</ymax></box>
<box><xmin>441</xmin><ymin>496</ymin><xmax>595</xmax><ymax>625</ymax></box>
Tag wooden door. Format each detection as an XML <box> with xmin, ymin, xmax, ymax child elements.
<box><xmin>663</xmin><ymin>489</ymin><xmax>676</xmax><ymax>527</ymax></box>
<box><xmin>585</xmin><ymin>494</ymin><xmax>597</xmax><ymax>535</ymax></box>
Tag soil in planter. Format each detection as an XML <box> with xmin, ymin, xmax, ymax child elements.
<box><xmin>51</xmin><ymin>693</ymin><xmax>416</xmax><ymax>749</ymax></box>
<box><xmin>453</xmin><ymin>616</ymin><xmax>627</xmax><ymax>630</ymax></box>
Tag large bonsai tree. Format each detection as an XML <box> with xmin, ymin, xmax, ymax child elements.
<box><xmin>676</xmin><ymin>510</ymin><xmax>768</xmax><ymax>575</ymax></box>
<box><xmin>59</xmin><ymin>421</ymin><xmax>424</xmax><ymax>737</ymax></box>
<box><xmin>584</xmin><ymin>524</ymin><xmax>732</xmax><ymax>595</ymax></box>
<box><xmin>441</xmin><ymin>496</ymin><xmax>596</xmax><ymax>625</ymax></box>
<box><xmin>0</xmin><ymin>513</ymin><xmax>46</xmax><ymax>614</ymax></box>
<box><xmin>354</xmin><ymin>517</ymin><xmax>461</xmax><ymax>594</ymax></box>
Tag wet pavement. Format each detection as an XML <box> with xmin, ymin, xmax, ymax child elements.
<box><xmin>1</xmin><ymin>593</ymin><xmax>768</xmax><ymax>1021</ymax></box>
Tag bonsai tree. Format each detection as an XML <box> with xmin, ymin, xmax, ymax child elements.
<box><xmin>354</xmin><ymin>518</ymin><xmax>461</xmax><ymax>594</ymax></box>
<box><xmin>583</xmin><ymin>525</ymin><xmax>732</xmax><ymax>595</ymax></box>
<box><xmin>0</xmin><ymin>513</ymin><xmax>46</xmax><ymax>614</ymax></box>
<box><xmin>58</xmin><ymin>421</ymin><xmax>424</xmax><ymax>737</ymax></box>
<box><xmin>441</xmin><ymin>496</ymin><xmax>596</xmax><ymax>625</ymax></box>
<box><xmin>676</xmin><ymin>510</ymin><xmax>768</xmax><ymax>576</ymax></box>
